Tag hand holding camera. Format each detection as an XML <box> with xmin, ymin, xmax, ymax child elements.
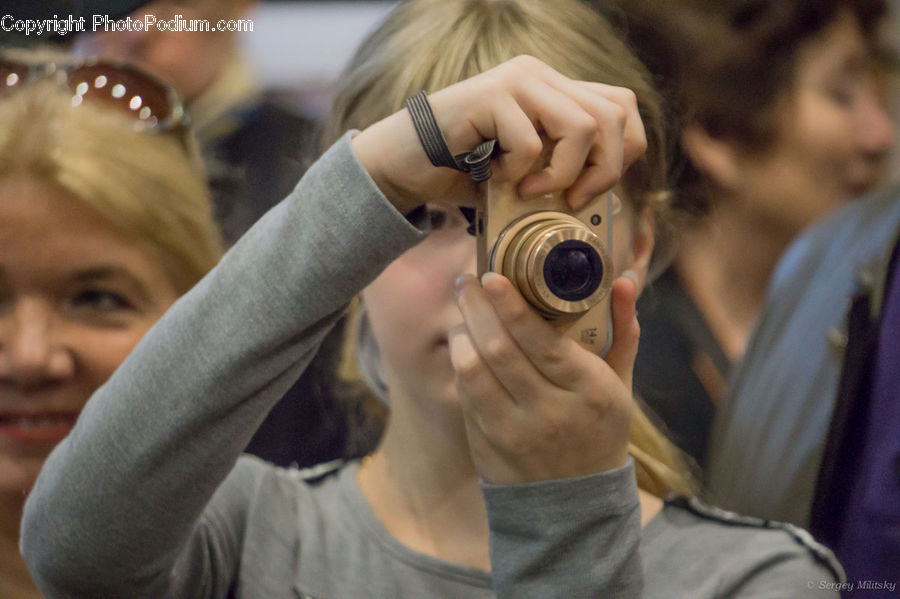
<box><xmin>450</xmin><ymin>272</ymin><xmax>639</xmax><ymax>485</ymax></box>
<box><xmin>451</xmin><ymin>139</ymin><xmax>640</xmax><ymax>485</ymax></box>
<box><xmin>350</xmin><ymin>55</ymin><xmax>647</xmax><ymax>215</ymax></box>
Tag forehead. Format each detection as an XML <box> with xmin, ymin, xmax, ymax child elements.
<box><xmin>0</xmin><ymin>176</ymin><xmax>170</xmax><ymax>287</ymax></box>
<box><xmin>1</xmin><ymin>176</ymin><xmax>116</xmax><ymax>248</ymax></box>
<box><xmin>793</xmin><ymin>9</ymin><xmax>868</xmax><ymax>84</ymax></box>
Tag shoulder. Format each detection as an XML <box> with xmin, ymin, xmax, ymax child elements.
<box><xmin>230</xmin><ymin>454</ymin><xmax>348</xmax><ymax>490</ymax></box>
<box><xmin>641</xmin><ymin>496</ymin><xmax>843</xmax><ymax>598</ymax></box>
<box><xmin>667</xmin><ymin>496</ymin><xmax>842</xmax><ymax>578</ymax></box>
<box><xmin>210</xmin><ymin>456</ymin><xmax>349</xmax><ymax>515</ymax></box>
<box><xmin>209</xmin><ymin>457</ymin><xmax>355</xmax><ymax>547</ymax></box>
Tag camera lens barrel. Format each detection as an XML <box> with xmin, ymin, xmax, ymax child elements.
<box><xmin>498</xmin><ymin>215</ymin><xmax>611</xmax><ymax>318</ymax></box>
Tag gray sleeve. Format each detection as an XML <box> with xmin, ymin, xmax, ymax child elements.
<box><xmin>19</xmin><ymin>134</ymin><xmax>427</xmax><ymax>599</ymax></box>
<box><xmin>168</xmin><ymin>458</ymin><xmax>267</xmax><ymax>599</ymax></box>
<box><xmin>481</xmin><ymin>459</ymin><xmax>642</xmax><ymax>599</ymax></box>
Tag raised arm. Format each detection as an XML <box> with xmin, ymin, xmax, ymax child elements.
<box><xmin>20</xmin><ymin>135</ymin><xmax>427</xmax><ymax>598</ymax></box>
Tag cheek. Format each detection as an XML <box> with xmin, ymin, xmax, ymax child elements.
<box><xmin>364</xmin><ymin>263</ymin><xmax>444</xmax><ymax>347</ymax></box>
<box><xmin>362</xmin><ymin>243</ymin><xmax>468</xmax><ymax>355</ymax></box>
<box><xmin>71</xmin><ymin>324</ymin><xmax>154</xmax><ymax>401</ymax></box>
<box><xmin>743</xmin><ymin>110</ymin><xmax>854</xmax><ymax>227</ymax></box>
<box><xmin>790</xmin><ymin>99</ymin><xmax>858</xmax><ymax>179</ymax></box>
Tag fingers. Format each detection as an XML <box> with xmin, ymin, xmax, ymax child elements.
<box><xmin>507</xmin><ymin>77</ymin><xmax>606</xmax><ymax>197</ymax></box>
<box><xmin>491</xmin><ymin>92</ymin><xmax>546</xmax><ymax>185</ymax></box>
<box><xmin>541</xmin><ymin>81</ymin><xmax>645</xmax><ymax>210</ymax></box>
<box><xmin>509</xmin><ymin>92</ymin><xmax>619</xmax><ymax>206</ymax></box>
<box><xmin>510</xmin><ymin>65</ymin><xmax>647</xmax><ymax>209</ymax></box>
<box><xmin>453</xmin><ymin>275</ymin><xmax>554</xmax><ymax>404</ymax></box>
<box><xmin>506</xmin><ymin>58</ymin><xmax>647</xmax><ymax>209</ymax></box>
<box><xmin>457</xmin><ymin>269</ymin><xmax>640</xmax><ymax>395</ymax></box>
<box><xmin>358</xmin><ymin>55</ymin><xmax>647</xmax><ymax>214</ymax></box>
<box><xmin>602</xmin><ymin>275</ymin><xmax>641</xmax><ymax>391</ymax></box>
<box><xmin>576</xmin><ymin>82</ymin><xmax>647</xmax><ymax>170</ymax></box>
<box><xmin>476</xmin><ymin>272</ymin><xmax>586</xmax><ymax>386</ymax></box>
<box><xmin>448</xmin><ymin>324</ymin><xmax>519</xmax><ymax>425</ymax></box>
<box><xmin>451</xmin><ymin>272</ymin><xmax>636</xmax><ymax>484</ymax></box>
<box><xmin>435</xmin><ymin>57</ymin><xmax>645</xmax><ymax>200</ymax></box>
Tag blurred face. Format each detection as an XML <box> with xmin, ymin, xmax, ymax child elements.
<box><xmin>75</xmin><ymin>1</ymin><xmax>245</xmax><ymax>101</ymax></box>
<box><xmin>733</xmin><ymin>8</ymin><xmax>894</xmax><ymax>238</ymax></box>
<box><xmin>362</xmin><ymin>194</ymin><xmax>647</xmax><ymax>411</ymax></box>
<box><xmin>362</xmin><ymin>205</ymin><xmax>474</xmax><ymax>409</ymax></box>
<box><xmin>0</xmin><ymin>177</ymin><xmax>179</xmax><ymax>496</ymax></box>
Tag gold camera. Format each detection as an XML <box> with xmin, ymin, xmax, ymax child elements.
<box><xmin>475</xmin><ymin>180</ymin><xmax>615</xmax><ymax>355</ymax></box>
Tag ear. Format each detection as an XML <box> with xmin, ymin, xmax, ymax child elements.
<box><xmin>681</xmin><ymin>124</ymin><xmax>741</xmax><ymax>190</ymax></box>
<box><xmin>627</xmin><ymin>207</ymin><xmax>655</xmax><ymax>292</ymax></box>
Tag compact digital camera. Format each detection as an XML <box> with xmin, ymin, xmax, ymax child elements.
<box><xmin>474</xmin><ymin>179</ymin><xmax>615</xmax><ymax>355</ymax></box>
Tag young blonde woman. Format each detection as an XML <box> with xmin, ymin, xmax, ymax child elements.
<box><xmin>22</xmin><ymin>1</ymin><xmax>841</xmax><ymax>597</ymax></box>
<box><xmin>0</xmin><ymin>60</ymin><xmax>223</xmax><ymax>598</ymax></box>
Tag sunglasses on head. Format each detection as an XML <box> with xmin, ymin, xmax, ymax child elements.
<box><xmin>0</xmin><ymin>55</ymin><xmax>188</xmax><ymax>134</ymax></box>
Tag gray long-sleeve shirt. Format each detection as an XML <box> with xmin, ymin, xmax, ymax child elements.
<box><xmin>21</xmin><ymin>135</ymin><xmax>840</xmax><ymax>599</ymax></box>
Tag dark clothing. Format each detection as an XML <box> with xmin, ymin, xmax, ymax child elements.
<box><xmin>204</xmin><ymin>99</ymin><xmax>319</xmax><ymax>247</ymax></box>
<box><xmin>810</xmin><ymin>230</ymin><xmax>900</xmax><ymax>595</ymax></box>
<box><xmin>634</xmin><ymin>268</ymin><xmax>726</xmax><ymax>466</ymax></box>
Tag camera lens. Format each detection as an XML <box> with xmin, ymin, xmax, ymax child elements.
<box><xmin>543</xmin><ymin>240</ymin><xmax>603</xmax><ymax>301</ymax></box>
<box><xmin>496</xmin><ymin>214</ymin><xmax>611</xmax><ymax>318</ymax></box>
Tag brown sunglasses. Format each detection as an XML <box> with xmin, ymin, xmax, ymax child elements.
<box><xmin>0</xmin><ymin>56</ymin><xmax>188</xmax><ymax>134</ymax></box>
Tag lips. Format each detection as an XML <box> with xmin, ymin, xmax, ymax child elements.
<box><xmin>0</xmin><ymin>412</ymin><xmax>79</xmax><ymax>444</ymax></box>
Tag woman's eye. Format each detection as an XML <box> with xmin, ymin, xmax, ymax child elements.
<box><xmin>827</xmin><ymin>85</ymin><xmax>855</xmax><ymax>109</ymax></box>
<box><xmin>426</xmin><ymin>205</ymin><xmax>470</xmax><ymax>232</ymax></box>
<box><xmin>70</xmin><ymin>290</ymin><xmax>133</xmax><ymax>314</ymax></box>
<box><xmin>428</xmin><ymin>208</ymin><xmax>448</xmax><ymax>230</ymax></box>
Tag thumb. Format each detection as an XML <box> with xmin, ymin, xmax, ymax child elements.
<box><xmin>603</xmin><ymin>273</ymin><xmax>640</xmax><ymax>390</ymax></box>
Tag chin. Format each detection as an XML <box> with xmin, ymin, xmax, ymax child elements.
<box><xmin>412</xmin><ymin>367</ymin><xmax>461</xmax><ymax>410</ymax></box>
<box><xmin>0</xmin><ymin>456</ymin><xmax>45</xmax><ymax>499</ymax></box>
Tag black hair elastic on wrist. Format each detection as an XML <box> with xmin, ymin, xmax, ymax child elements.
<box><xmin>405</xmin><ymin>91</ymin><xmax>500</xmax><ymax>234</ymax></box>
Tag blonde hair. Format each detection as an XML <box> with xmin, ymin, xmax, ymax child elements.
<box><xmin>329</xmin><ymin>0</ymin><xmax>695</xmax><ymax>497</ymax></box>
<box><xmin>0</xmin><ymin>81</ymin><xmax>223</xmax><ymax>294</ymax></box>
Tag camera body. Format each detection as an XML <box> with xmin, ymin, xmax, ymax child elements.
<box><xmin>475</xmin><ymin>180</ymin><xmax>615</xmax><ymax>355</ymax></box>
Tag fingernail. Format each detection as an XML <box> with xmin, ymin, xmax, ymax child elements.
<box><xmin>448</xmin><ymin>328</ymin><xmax>478</xmax><ymax>369</ymax></box>
<box><xmin>481</xmin><ymin>271</ymin><xmax>502</xmax><ymax>286</ymax></box>
<box><xmin>621</xmin><ymin>270</ymin><xmax>639</xmax><ymax>288</ymax></box>
<box><xmin>455</xmin><ymin>274</ymin><xmax>477</xmax><ymax>296</ymax></box>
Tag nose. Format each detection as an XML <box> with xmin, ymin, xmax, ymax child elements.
<box><xmin>0</xmin><ymin>300</ymin><xmax>74</xmax><ymax>389</ymax></box>
<box><xmin>856</xmin><ymin>82</ymin><xmax>896</xmax><ymax>158</ymax></box>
